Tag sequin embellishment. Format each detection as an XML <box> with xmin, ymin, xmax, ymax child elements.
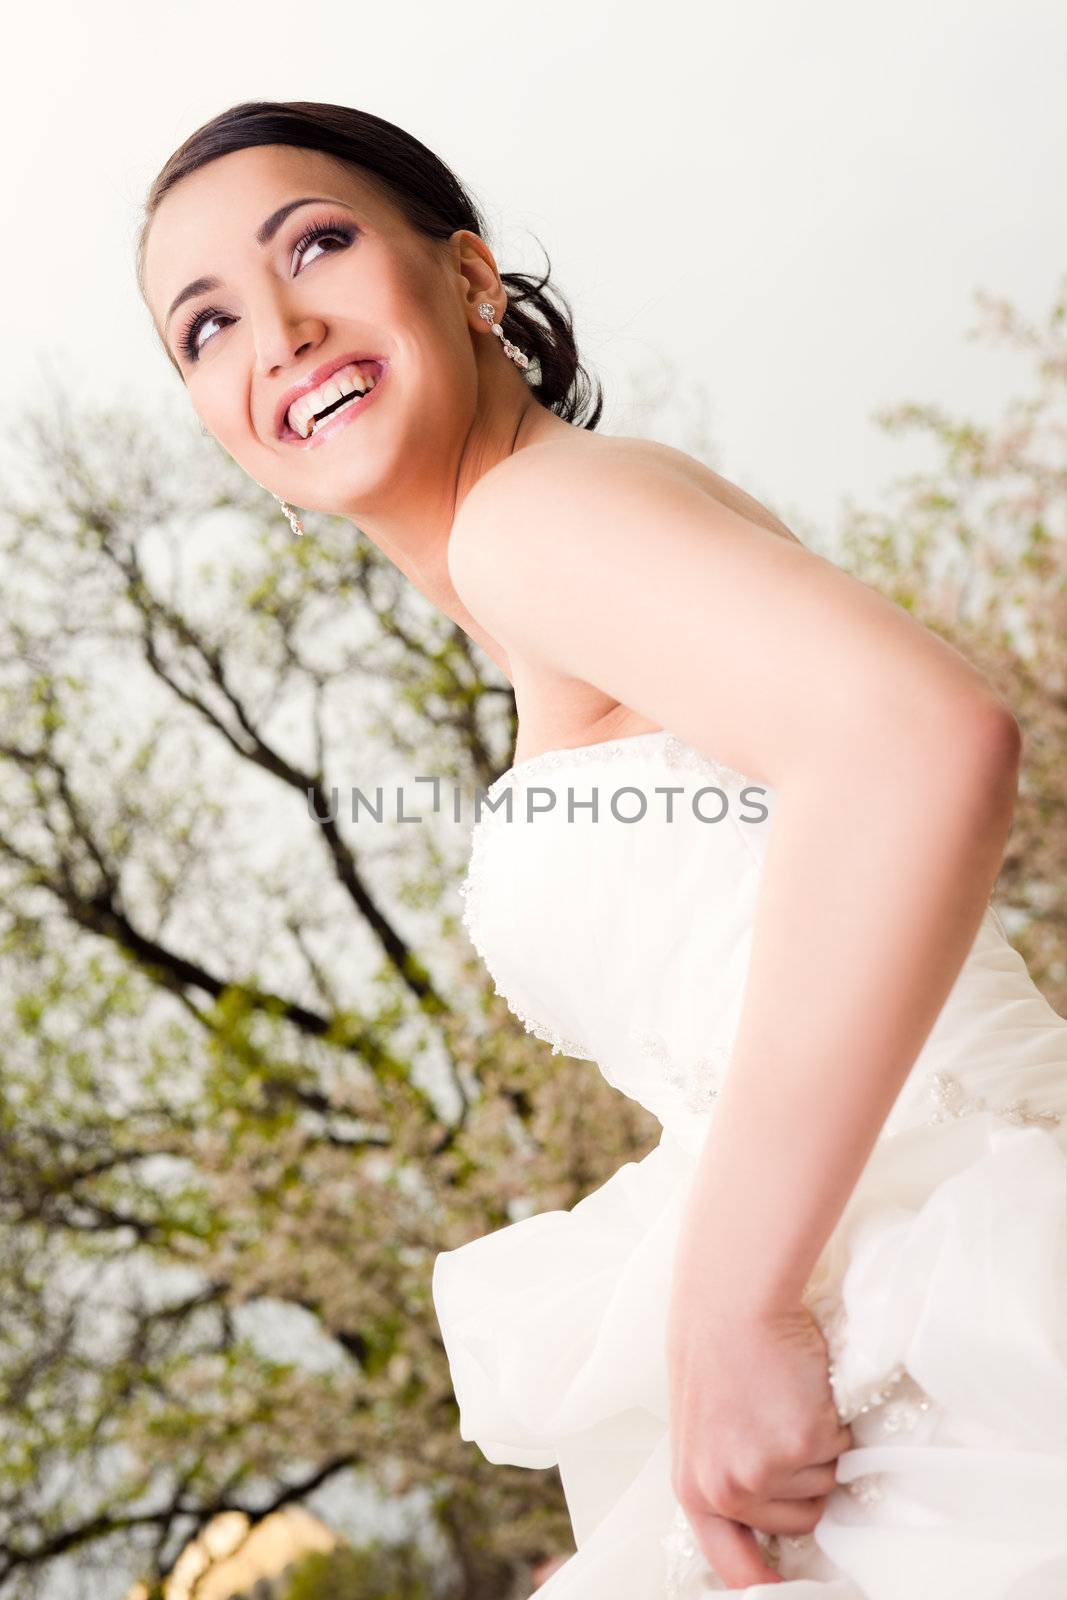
<box><xmin>661</xmin><ymin>1505</ymin><xmax>706</xmax><ymax>1596</ymax></box>
<box><xmin>927</xmin><ymin>1070</ymin><xmax>1063</xmax><ymax>1130</ymax></box>
<box><xmin>632</xmin><ymin>1027</ymin><xmax>727</xmax><ymax>1114</ymax></box>
<box><xmin>662</xmin><ymin>1505</ymin><xmax>809</xmax><ymax>1596</ymax></box>
<box><xmin>805</xmin><ymin>1287</ymin><xmax>935</xmax><ymax>1435</ymax></box>
<box><xmin>845</xmin><ymin>1474</ymin><xmax>887</xmax><ymax>1505</ymax></box>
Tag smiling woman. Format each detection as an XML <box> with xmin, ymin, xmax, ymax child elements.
<box><xmin>133</xmin><ymin>97</ymin><xmax>1067</xmax><ymax>1600</ymax></box>
<box><xmin>136</xmin><ymin>99</ymin><xmax>601</xmax><ymax>581</ymax></box>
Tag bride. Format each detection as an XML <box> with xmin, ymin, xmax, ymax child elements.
<box><xmin>139</xmin><ymin>100</ymin><xmax>1067</xmax><ymax>1597</ymax></box>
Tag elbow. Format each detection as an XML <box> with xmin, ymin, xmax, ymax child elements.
<box><xmin>963</xmin><ymin>695</ymin><xmax>1021</xmax><ymax>776</ymax></box>
<box><xmin>934</xmin><ymin>694</ymin><xmax>1021</xmax><ymax>810</ymax></box>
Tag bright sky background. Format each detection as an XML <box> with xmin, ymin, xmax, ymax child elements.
<box><xmin>4</xmin><ymin>0</ymin><xmax>1066</xmax><ymax>539</ymax></box>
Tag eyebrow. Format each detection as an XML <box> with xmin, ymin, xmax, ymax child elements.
<box><xmin>164</xmin><ymin>196</ymin><xmax>351</xmax><ymax>332</ymax></box>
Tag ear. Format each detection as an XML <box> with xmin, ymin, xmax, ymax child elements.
<box><xmin>447</xmin><ymin>228</ymin><xmax>502</xmax><ymax>324</ymax></box>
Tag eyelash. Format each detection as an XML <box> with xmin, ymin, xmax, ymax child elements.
<box><xmin>178</xmin><ymin>215</ymin><xmax>357</xmax><ymax>363</ymax></box>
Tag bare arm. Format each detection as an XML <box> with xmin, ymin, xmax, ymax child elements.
<box><xmin>676</xmin><ymin>712</ymin><xmax>1017</xmax><ymax>1308</ymax></box>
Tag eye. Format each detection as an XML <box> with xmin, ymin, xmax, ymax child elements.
<box><xmin>177</xmin><ymin>215</ymin><xmax>358</xmax><ymax>363</ymax></box>
<box><xmin>289</xmin><ymin>214</ymin><xmax>357</xmax><ymax>272</ymax></box>
<box><xmin>178</xmin><ymin>304</ymin><xmax>232</xmax><ymax>364</ymax></box>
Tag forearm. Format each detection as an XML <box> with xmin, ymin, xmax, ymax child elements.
<box><xmin>675</xmin><ymin>707</ymin><xmax>1020</xmax><ymax>1316</ymax></box>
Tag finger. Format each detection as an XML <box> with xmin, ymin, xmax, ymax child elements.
<box><xmin>696</xmin><ymin>1513</ymin><xmax>784</xmax><ymax>1587</ymax></box>
<box><xmin>804</xmin><ymin>1421</ymin><xmax>855</xmax><ymax>1466</ymax></box>
<box><xmin>746</xmin><ymin>1494</ymin><xmax>831</xmax><ymax>1537</ymax></box>
<box><xmin>769</xmin><ymin>1461</ymin><xmax>840</xmax><ymax>1499</ymax></box>
<box><xmin>828</xmin><ymin>1422</ymin><xmax>855</xmax><ymax>1457</ymax></box>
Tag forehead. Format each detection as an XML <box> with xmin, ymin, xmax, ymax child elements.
<box><xmin>142</xmin><ymin>144</ymin><xmax>401</xmax><ymax>320</ymax></box>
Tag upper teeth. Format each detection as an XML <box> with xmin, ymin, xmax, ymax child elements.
<box><xmin>287</xmin><ymin>361</ymin><xmax>380</xmax><ymax>438</ymax></box>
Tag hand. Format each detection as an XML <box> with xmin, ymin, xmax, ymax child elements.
<box><xmin>666</xmin><ymin>1287</ymin><xmax>853</xmax><ymax>1588</ymax></box>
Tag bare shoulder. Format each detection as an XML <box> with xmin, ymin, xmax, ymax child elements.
<box><xmin>584</xmin><ymin>435</ymin><xmax>805</xmax><ymax>546</ymax></box>
<box><xmin>445</xmin><ymin>424</ymin><xmax>1010</xmax><ymax>785</ymax></box>
<box><xmin>454</xmin><ymin>431</ymin><xmax>801</xmax><ymax>540</ymax></box>
<box><xmin>447</xmin><ymin>432</ymin><xmax>801</xmax><ymax>639</ymax></box>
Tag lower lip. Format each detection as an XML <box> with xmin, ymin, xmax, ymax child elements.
<box><xmin>281</xmin><ymin>361</ymin><xmax>389</xmax><ymax>449</ymax></box>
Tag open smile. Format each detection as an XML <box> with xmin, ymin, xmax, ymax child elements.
<box><xmin>278</xmin><ymin>359</ymin><xmax>389</xmax><ymax>450</ymax></box>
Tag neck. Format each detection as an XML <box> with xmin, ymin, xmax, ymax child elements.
<box><xmin>343</xmin><ymin>345</ymin><xmax>578</xmax><ymax>628</ymax></box>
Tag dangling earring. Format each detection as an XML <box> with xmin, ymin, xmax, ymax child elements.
<box><xmin>200</xmin><ymin>425</ymin><xmax>304</xmax><ymax>538</ymax></box>
<box><xmin>249</xmin><ymin>476</ymin><xmax>305</xmax><ymax>538</ymax></box>
<box><xmin>478</xmin><ymin>301</ymin><xmax>532</xmax><ymax>370</ymax></box>
<box><xmin>272</xmin><ymin>493</ymin><xmax>305</xmax><ymax>537</ymax></box>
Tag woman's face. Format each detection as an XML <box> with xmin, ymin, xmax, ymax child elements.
<box><xmin>142</xmin><ymin>143</ymin><xmax>522</xmax><ymax>531</ymax></box>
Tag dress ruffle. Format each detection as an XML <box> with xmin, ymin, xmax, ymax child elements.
<box><xmin>432</xmin><ymin>1110</ymin><xmax>1067</xmax><ymax>1597</ymax></box>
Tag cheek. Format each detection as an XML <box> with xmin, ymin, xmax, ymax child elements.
<box><xmin>198</xmin><ymin>375</ymin><xmax>257</xmax><ymax>457</ymax></box>
<box><xmin>408</xmin><ymin>341</ymin><xmax>476</xmax><ymax>426</ymax></box>
<box><xmin>383</xmin><ymin>251</ymin><xmax>462</xmax><ymax>352</ymax></box>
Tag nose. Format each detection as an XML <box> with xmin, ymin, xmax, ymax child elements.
<box><xmin>250</xmin><ymin>287</ymin><xmax>327</xmax><ymax>377</ymax></box>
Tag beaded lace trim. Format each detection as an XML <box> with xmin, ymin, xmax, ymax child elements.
<box><xmin>661</xmin><ymin>1503</ymin><xmax>809</xmax><ymax>1594</ymax></box>
<box><xmin>801</xmin><ymin>1284</ymin><xmax>937</xmax><ymax>1511</ymax></box>
<box><xmin>661</xmin><ymin>1506</ymin><xmax>703</xmax><ymax>1596</ymax></box>
<box><xmin>805</xmin><ymin>1288</ymin><xmax>934</xmax><ymax>1429</ymax></box>
<box><xmin>457</xmin><ymin>882</ymin><xmax>592</xmax><ymax>1058</ymax></box>
<box><xmin>927</xmin><ymin>1069</ymin><xmax>1062</xmax><ymax>1129</ymax></box>
<box><xmin>631</xmin><ymin>1027</ymin><xmax>727</xmax><ymax>1115</ymax></box>
<box><xmin>794</xmin><ymin>1073</ymin><xmax>1063</xmax><ymax>1513</ymax></box>
<box><xmin>457</xmin><ymin>832</ymin><xmax>594</xmax><ymax>1059</ymax></box>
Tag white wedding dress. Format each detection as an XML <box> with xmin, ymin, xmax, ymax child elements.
<box><xmin>431</xmin><ymin>729</ymin><xmax>1067</xmax><ymax>1599</ymax></box>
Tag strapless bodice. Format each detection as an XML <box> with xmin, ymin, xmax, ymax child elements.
<box><xmin>458</xmin><ymin>729</ymin><xmax>1067</xmax><ymax>1156</ymax></box>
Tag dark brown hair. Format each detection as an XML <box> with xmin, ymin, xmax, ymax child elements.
<box><xmin>136</xmin><ymin>99</ymin><xmax>603</xmax><ymax>429</ymax></box>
